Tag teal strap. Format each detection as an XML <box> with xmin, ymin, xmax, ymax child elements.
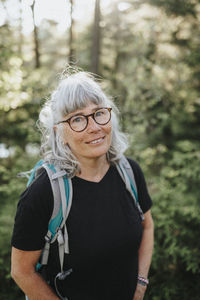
<box><xmin>123</xmin><ymin>168</ymin><xmax>138</xmax><ymax>202</ymax></box>
<box><xmin>117</xmin><ymin>156</ymin><xmax>144</xmax><ymax>221</ymax></box>
<box><xmin>27</xmin><ymin>160</ymin><xmax>44</xmax><ymax>186</ymax></box>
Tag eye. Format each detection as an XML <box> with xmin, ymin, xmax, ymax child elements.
<box><xmin>95</xmin><ymin>109</ymin><xmax>106</xmax><ymax>117</ymax></box>
<box><xmin>71</xmin><ymin>116</ymin><xmax>84</xmax><ymax>123</ymax></box>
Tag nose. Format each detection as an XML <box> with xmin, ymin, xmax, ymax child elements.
<box><xmin>86</xmin><ymin>115</ymin><xmax>101</xmax><ymax>132</ymax></box>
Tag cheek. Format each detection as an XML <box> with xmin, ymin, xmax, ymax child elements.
<box><xmin>104</xmin><ymin>125</ymin><xmax>112</xmax><ymax>146</ymax></box>
<box><xmin>106</xmin><ymin>124</ymin><xmax>112</xmax><ymax>138</ymax></box>
<box><xmin>62</xmin><ymin>128</ymin><xmax>84</xmax><ymax>149</ymax></box>
<box><xmin>60</xmin><ymin>125</ymin><xmax>73</xmax><ymax>145</ymax></box>
<box><xmin>61</xmin><ymin>126</ymin><xmax>68</xmax><ymax>144</ymax></box>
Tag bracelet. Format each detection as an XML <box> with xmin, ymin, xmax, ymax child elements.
<box><xmin>137</xmin><ymin>275</ymin><xmax>149</xmax><ymax>286</ymax></box>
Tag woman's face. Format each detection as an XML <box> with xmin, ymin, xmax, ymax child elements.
<box><xmin>61</xmin><ymin>103</ymin><xmax>112</xmax><ymax>162</ymax></box>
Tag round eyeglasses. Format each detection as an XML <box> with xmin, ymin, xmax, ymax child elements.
<box><xmin>57</xmin><ymin>107</ymin><xmax>112</xmax><ymax>132</ymax></box>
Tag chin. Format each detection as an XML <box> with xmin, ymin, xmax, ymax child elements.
<box><xmin>87</xmin><ymin>148</ymin><xmax>109</xmax><ymax>159</ymax></box>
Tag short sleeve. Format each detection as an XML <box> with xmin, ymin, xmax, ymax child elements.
<box><xmin>11</xmin><ymin>169</ymin><xmax>53</xmax><ymax>251</ymax></box>
<box><xmin>127</xmin><ymin>158</ymin><xmax>153</xmax><ymax>213</ymax></box>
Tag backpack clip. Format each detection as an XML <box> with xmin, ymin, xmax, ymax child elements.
<box><xmin>57</xmin><ymin>229</ymin><xmax>64</xmax><ymax>245</ymax></box>
<box><xmin>52</xmin><ymin>170</ymin><xmax>67</xmax><ymax>180</ymax></box>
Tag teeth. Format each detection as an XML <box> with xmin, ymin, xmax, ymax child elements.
<box><xmin>89</xmin><ymin>138</ymin><xmax>103</xmax><ymax>144</ymax></box>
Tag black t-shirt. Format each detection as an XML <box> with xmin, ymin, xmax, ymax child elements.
<box><xmin>12</xmin><ymin>158</ymin><xmax>152</xmax><ymax>300</ymax></box>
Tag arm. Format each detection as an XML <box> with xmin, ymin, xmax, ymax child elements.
<box><xmin>11</xmin><ymin>247</ymin><xmax>60</xmax><ymax>300</ymax></box>
<box><xmin>133</xmin><ymin>209</ymin><xmax>154</xmax><ymax>300</ymax></box>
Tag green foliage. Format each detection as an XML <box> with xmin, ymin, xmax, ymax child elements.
<box><xmin>101</xmin><ymin>1</ymin><xmax>200</xmax><ymax>298</ymax></box>
<box><xmin>147</xmin><ymin>146</ymin><xmax>200</xmax><ymax>299</ymax></box>
<box><xmin>0</xmin><ymin>151</ymin><xmax>39</xmax><ymax>300</ymax></box>
<box><xmin>149</xmin><ymin>0</ymin><xmax>197</xmax><ymax>16</ymax></box>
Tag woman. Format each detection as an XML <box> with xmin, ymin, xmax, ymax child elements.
<box><xmin>11</xmin><ymin>71</ymin><xmax>154</xmax><ymax>300</ymax></box>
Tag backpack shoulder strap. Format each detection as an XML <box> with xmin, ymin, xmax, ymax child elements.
<box><xmin>26</xmin><ymin>160</ymin><xmax>44</xmax><ymax>187</ymax></box>
<box><xmin>25</xmin><ymin>161</ymin><xmax>73</xmax><ymax>299</ymax></box>
<box><xmin>116</xmin><ymin>156</ymin><xmax>144</xmax><ymax>221</ymax></box>
<box><xmin>39</xmin><ymin>163</ymin><xmax>73</xmax><ymax>274</ymax></box>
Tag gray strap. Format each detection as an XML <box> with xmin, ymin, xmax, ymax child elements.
<box><xmin>58</xmin><ymin>176</ymin><xmax>67</xmax><ymax>220</ymax></box>
<box><xmin>64</xmin><ymin>224</ymin><xmax>69</xmax><ymax>254</ymax></box>
<box><xmin>57</xmin><ymin>176</ymin><xmax>72</xmax><ymax>250</ymax></box>
<box><xmin>40</xmin><ymin>163</ymin><xmax>73</xmax><ymax>273</ymax></box>
<box><xmin>52</xmin><ymin>170</ymin><xmax>67</xmax><ymax>179</ymax></box>
<box><xmin>40</xmin><ymin>231</ymin><xmax>52</xmax><ymax>265</ymax></box>
<box><xmin>40</xmin><ymin>239</ymin><xmax>50</xmax><ymax>265</ymax></box>
<box><xmin>117</xmin><ymin>156</ymin><xmax>144</xmax><ymax>221</ymax></box>
<box><xmin>40</xmin><ymin>164</ymin><xmax>68</xmax><ymax>268</ymax></box>
<box><xmin>43</xmin><ymin>164</ymin><xmax>62</xmax><ymax>220</ymax></box>
<box><xmin>56</xmin><ymin>176</ymin><xmax>72</xmax><ymax>273</ymax></box>
<box><xmin>56</xmin><ymin>176</ymin><xmax>68</xmax><ymax>271</ymax></box>
<box><xmin>64</xmin><ymin>178</ymin><xmax>73</xmax><ymax>223</ymax></box>
<box><xmin>53</xmin><ymin>167</ymin><xmax>73</xmax><ymax>271</ymax></box>
<box><xmin>57</xmin><ymin>229</ymin><xmax>65</xmax><ymax>273</ymax></box>
<box><xmin>116</xmin><ymin>161</ymin><xmax>135</xmax><ymax>200</ymax></box>
<box><xmin>120</xmin><ymin>156</ymin><xmax>138</xmax><ymax>195</ymax></box>
<box><xmin>63</xmin><ymin>179</ymin><xmax>73</xmax><ymax>254</ymax></box>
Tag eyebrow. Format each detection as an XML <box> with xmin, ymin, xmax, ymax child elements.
<box><xmin>69</xmin><ymin>106</ymin><xmax>102</xmax><ymax>118</ymax></box>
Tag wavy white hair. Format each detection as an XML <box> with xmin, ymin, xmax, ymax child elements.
<box><xmin>38</xmin><ymin>71</ymin><xmax>128</xmax><ymax>177</ymax></box>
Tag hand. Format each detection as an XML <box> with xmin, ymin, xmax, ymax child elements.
<box><xmin>133</xmin><ymin>283</ymin><xmax>147</xmax><ymax>300</ymax></box>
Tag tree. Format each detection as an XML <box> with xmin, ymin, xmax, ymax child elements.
<box><xmin>30</xmin><ymin>0</ymin><xmax>41</xmax><ymax>68</ymax></box>
<box><xmin>91</xmin><ymin>0</ymin><xmax>101</xmax><ymax>74</ymax></box>
<box><xmin>100</xmin><ymin>1</ymin><xmax>200</xmax><ymax>298</ymax></box>
<box><xmin>68</xmin><ymin>0</ymin><xmax>76</xmax><ymax>63</ymax></box>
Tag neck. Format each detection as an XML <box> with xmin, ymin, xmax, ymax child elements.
<box><xmin>76</xmin><ymin>155</ymin><xmax>110</xmax><ymax>182</ymax></box>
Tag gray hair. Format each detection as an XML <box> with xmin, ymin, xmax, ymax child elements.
<box><xmin>38</xmin><ymin>71</ymin><xmax>128</xmax><ymax>177</ymax></box>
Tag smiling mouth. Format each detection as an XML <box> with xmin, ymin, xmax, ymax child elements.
<box><xmin>86</xmin><ymin>137</ymin><xmax>105</xmax><ymax>144</ymax></box>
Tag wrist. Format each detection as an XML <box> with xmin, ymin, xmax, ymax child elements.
<box><xmin>137</xmin><ymin>275</ymin><xmax>149</xmax><ymax>287</ymax></box>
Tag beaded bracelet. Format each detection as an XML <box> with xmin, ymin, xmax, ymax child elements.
<box><xmin>137</xmin><ymin>276</ymin><xmax>149</xmax><ymax>286</ymax></box>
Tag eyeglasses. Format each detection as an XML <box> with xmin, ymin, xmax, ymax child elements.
<box><xmin>57</xmin><ymin>107</ymin><xmax>112</xmax><ymax>132</ymax></box>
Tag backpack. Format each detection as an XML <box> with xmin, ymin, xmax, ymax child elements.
<box><xmin>24</xmin><ymin>155</ymin><xmax>144</xmax><ymax>300</ymax></box>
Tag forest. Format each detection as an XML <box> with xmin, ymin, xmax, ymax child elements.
<box><xmin>0</xmin><ymin>0</ymin><xmax>200</xmax><ymax>299</ymax></box>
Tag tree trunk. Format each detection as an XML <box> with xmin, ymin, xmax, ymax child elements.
<box><xmin>30</xmin><ymin>0</ymin><xmax>40</xmax><ymax>69</ymax></box>
<box><xmin>69</xmin><ymin>0</ymin><xmax>75</xmax><ymax>63</ymax></box>
<box><xmin>91</xmin><ymin>0</ymin><xmax>101</xmax><ymax>74</ymax></box>
<box><xmin>18</xmin><ymin>0</ymin><xmax>23</xmax><ymax>56</ymax></box>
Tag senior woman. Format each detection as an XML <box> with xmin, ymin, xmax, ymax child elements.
<box><xmin>11</xmin><ymin>71</ymin><xmax>154</xmax><ymax>300</ymax></box>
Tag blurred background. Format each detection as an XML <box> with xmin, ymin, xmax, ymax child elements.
<box><xmin>0</xmin><ymin>0</ymin><xmax>200</xmax><ymax>299</ymax></box>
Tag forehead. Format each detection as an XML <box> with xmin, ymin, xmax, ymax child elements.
<box><xmin>65</xmin><ymin>103</ymin><xmax>101</xmax><ymax>118</ymax></box>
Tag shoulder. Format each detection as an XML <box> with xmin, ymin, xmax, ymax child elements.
<box><xmin>125</xmin><ymin>157</ymin><xmax>145</xmax><ymax>184</ymax></box>
<box><xmin>126</xmin><ymin>157</ymin><xmax>141</xmax><ymax>171</ymax></box>
<box><xmin>19</xmin><ymin>167</ymin><xmax>53</xmax><ymax>214</ymax></box>
<box><xmin>28</xmin><ymin>167</ymin><xmax>50</xmax><ymax>190</ymax></box>
<box><xmin>12</xmin><ymin>169</ymin><xmax>54</xmax><ymax>250</ymax></box>
<box><xmin>125</xmin><ymin>156</ymin><xmax>153</xmax><ymax>212</ymax></box>
<box><xmin>27</xmin><ymin>167</ymin><xmax>51</xmax><ymax>194</ymax></box>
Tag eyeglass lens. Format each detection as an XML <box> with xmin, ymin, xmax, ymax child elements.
<box><xmin>70</xmin><ymin>108</ymin><xmax>111</xmax><ymax>132</ymax></box>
